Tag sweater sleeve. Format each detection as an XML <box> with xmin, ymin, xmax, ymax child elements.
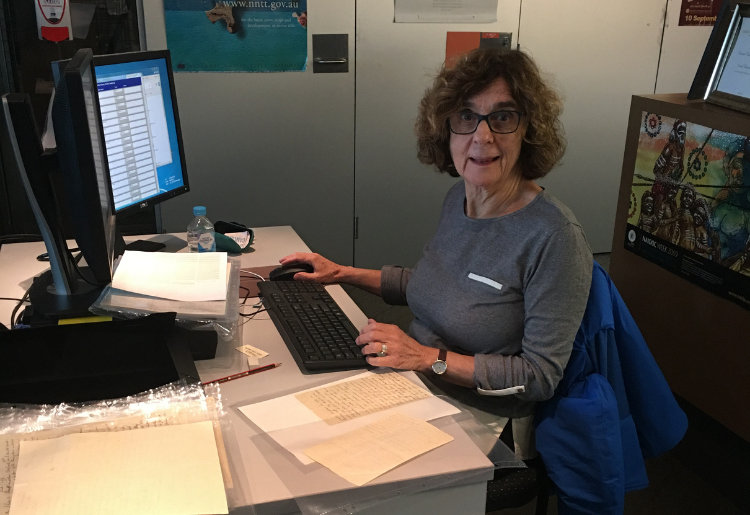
<box><xmin>380</xmin><ymin>265</ymin><xmax>412</xmax><ymax>306</ymax></box>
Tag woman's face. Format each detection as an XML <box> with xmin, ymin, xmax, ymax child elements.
<box><xmin>449</xmin><ymin>77</ymin><xmax>526</xmax><ymax>191</ymax></box>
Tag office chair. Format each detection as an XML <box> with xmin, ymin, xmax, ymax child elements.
<box><xmin>485</xmin><ymin>419</ymin><xmax>551</xmax><ymax>514</ymax></box>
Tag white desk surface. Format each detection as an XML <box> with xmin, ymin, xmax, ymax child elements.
<box><xmin>0</xmin><ymin>226</ymin><xmax>494</xmax><ymax>514</ymax></box>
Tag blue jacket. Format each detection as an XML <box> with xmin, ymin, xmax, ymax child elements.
<box><xmin>535</xmin><ymin>261</ymin><xmax>688</xmax><ymax>515</ymax></box>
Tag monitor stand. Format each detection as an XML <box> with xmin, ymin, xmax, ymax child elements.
<box><xmin>23</xmin><ymin>268</ymin><xmax>105</xmax><ymax>326</ymax></box>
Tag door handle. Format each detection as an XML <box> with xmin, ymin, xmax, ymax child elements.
<box><xmin>313</xmin><ymin>57</ymin><xmax>348</xmax><ymax>64</ymax></box>
<box><xmin>312</xmin><ymin>34</ymin><xmax>348</xmax><ymax>73</ymax></box>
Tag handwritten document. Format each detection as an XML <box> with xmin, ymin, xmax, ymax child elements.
<box><xmin>1</xmin><ymin>439</ymin><xmax>18</xmax><ymax>515</ymax></box>
<box><xmin>9</xmin><ymin>421</ymin><xmax>228</xmax><ymax>515</ymax></box>
<box><xmin>1</xmin><ymin>385</ymin><xmax>228</xmax><ymax>515</ymax></box>
<box><xmin>112</xmin><ymin>250</ymin><xmax>228</xmax><ymax>301</ymax></box>
<box><xmin>295</xmin><ymin>372</ymin><xmax>430</xmax><ymax>424</ymax></box>
<box><xmin>304</xmin><ymin>413</ymin><xmax>453</xmax><ymax>486</ymax></box>
<box><xmin>239</xmin><ymin>371</ymin><xmax>460</xmax><ymax>465</ymax></box>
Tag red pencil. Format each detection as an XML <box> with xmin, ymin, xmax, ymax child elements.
<box><xmin>201</xmin><ymin>362</ymin><xmax>281</xmax><ymax>386</ymax></box>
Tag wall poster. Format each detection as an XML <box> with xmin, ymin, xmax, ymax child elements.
<box><xmin>624</xmin><ymin>111</ymin><xmax>750</xmax><ymax>310</ymax></box>
<box><xmin>445</xmin><ymin>32</ymin><xmax>510</xmax><ymax>68</ymax></box>
<box><xmin>164</xmin><ymin>0</ymin><xmax>308</xmax><ymax>72</ymax></box>
<box><xmin>678</xmin><ymin>0</ymin><xmax>721</xmax><ymax>26</ymax></box>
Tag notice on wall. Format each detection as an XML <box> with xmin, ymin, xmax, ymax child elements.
<box><xmin>395</xmin><ymin>0</ymin><xmax>497</xmax><ymax>23</ymax></box>
<box><xmin>163</xmin><ymin>0</ymin><xmax>308</xmax><ymax>72</ymax></box>
<box><xmin>623</xmin><ymin>111</ymin><xmax>750</xmax><ymax>310</ymax></box>
<box><xmin>679</xmin><ymin>0</ymin><xmax>721</xmax><ymax>26</ymax></box>
<box><xmin>445</xmin><ymin>32</ymin><xmax>510</xmax><ymax>68</ymax></box>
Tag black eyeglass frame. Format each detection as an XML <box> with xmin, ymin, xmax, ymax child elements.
<box><xmin>448</xmin><ymin>109</ymin><xmax>524</xmax><ymax>135</ymax></box>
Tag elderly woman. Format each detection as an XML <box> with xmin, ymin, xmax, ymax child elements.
<box><xmin>281</xmin><ymin>48</ymin><xmax>592</xmax><ymax>419</ymax></box>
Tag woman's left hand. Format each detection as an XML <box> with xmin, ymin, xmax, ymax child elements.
<box><xmin>356</xmin><ymin>319</ymin><xmax>432</xmax><ymax>372</ymax></box>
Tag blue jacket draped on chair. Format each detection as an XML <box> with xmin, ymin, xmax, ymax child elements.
<box><xmin>535</xmin><ymin>261</ymin><xmax>688</xmax><ymax>515</ymax></box>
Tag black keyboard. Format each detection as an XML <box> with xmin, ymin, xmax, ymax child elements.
<box><xmin>258</xmin><ymin>281</ymin><xmax>368</xmax><ymax>374</ymax></box>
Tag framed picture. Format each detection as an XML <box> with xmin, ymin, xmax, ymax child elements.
<box><xmin>705</xmin><ymin>3</ymin><xmax>750</xmax><ymax>112</ymax></box>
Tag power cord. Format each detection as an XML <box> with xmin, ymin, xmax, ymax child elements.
<box><xmin>9</xmin><ymin>287</ymin><xmax>31</xmax><ymax>328</ymax></box>
<box><xmin>239</xmin><ymin>270</ymin><xmax>269</xmax><ymax>322</ymax></box>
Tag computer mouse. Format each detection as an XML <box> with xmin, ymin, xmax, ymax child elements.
<box><xmin>269</xmin><ymin>262</ymin><xmax>314</xmax><ymax>281</ymax></box>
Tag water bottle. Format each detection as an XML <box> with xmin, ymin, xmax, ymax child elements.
<box><xmin>187</xmin><ymin>206</ymin><xmax>216</xmax><ymax>252</ymax></box>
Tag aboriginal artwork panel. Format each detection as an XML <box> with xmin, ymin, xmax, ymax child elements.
<box><xmin>624</xmin><ymin>111</ymin><xmax>750</xmax><ymax>310</ymax></box>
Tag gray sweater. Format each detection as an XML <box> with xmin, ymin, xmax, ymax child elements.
<box><xmin>381</xmin><ymin>181</ymin><xmax>592</xmax><ymax>417</ymax></box>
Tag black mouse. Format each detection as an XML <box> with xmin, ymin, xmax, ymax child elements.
<box><xmin>269</xmin><ymin>262</ymin><xmax>314</xmax><ymax>281</ymax></box>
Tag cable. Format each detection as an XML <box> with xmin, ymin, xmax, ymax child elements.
<box><xmin>240</xmin><ymin>270</ymin><xmax>266</xmax><ymax>281</ymax></box>
<box><xmin>66</xmin><ymin>247</ymin><xmax>103</xmax><ymax>287</ymax></box>
<box><xmin>239</xmin><ymin>270</ymin><xmax>267</xmax><ymax>305</ymax></box>
<box><xmin>239</xmin><ymin>305</ymin><xmax>269</xmax><ymax>329</ymax></box>
<box><xmin>9</xmin><ymin>287</ymin><xmax>31</xmax><ymax>328</ymax></box>
<box><xmin>239</xmin><ymin>307</ymin><xmax>268</xmax><ymax>319</ymax></box>
<box><xmin>36</xmin><ymin>247</ymin><xmax>80</xmax><ymax>262</ymax></box>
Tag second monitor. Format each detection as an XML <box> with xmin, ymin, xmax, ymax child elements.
<box><xmin>93</xmin><ymin>50</ymin><xmax>189</xmax><ymax>215</ymax></box>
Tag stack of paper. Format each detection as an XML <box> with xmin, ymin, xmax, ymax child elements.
<box><xmin>111</xmin><ymin>251</ymin><xmax>229</xmax><ymax>302</ymax></box>
<box><xmin>239</xmin><ymin>371</ymin><xmax>460</xmax><ymax>485</ymax></box>
<box><xmin>9</xmin><ymin>422</ymin><xmax>228</xmax><ymax>515</ymax></box>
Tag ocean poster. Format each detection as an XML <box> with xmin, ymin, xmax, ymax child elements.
<box><xmin>164</xmin><ymin>1</ymin><xmax>308</xmax><ymax>72</ymax></box>
<box><xmin>623</xmin><ymin>111</ymin><xmax>750</xmax><ymax>310</ymax></box>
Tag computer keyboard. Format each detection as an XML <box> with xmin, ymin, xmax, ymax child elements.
<box><xmin>258</xmin><ymin>280</ymin><xmax>369</xmax><ymax>374</ymax></box>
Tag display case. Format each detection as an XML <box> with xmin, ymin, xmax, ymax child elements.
<box><xmin>611</xmin><ymin>93</ymin><xmax>750</xmax><ymax>442</ymax></box>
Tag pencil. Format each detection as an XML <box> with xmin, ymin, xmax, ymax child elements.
<box><xmin>201</xmin><ymin>362</ymin><xmax>281</xmax><ymax>386</ymax></box>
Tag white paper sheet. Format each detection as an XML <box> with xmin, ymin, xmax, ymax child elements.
<box><xmin>304</xmin><ymin>413</ymin><xmax>454</xmax><ymax>486</ymax></box>
<box><xmin>9</xmin><ymin>421</ymin><xmax>228</xmax><ymax>515</ymax></box>
<box><xmin>238</xmin><ymin>371</ymin><xmax>460</xmax><ymax>465</ymax></box>
<box><xmin>111</xmin><ymin>250</ymin><xmax>228</xmax><ymax>301</ymax></box>
<box><xmin>395</xmin><ymin>0</ymin><xmax>497</xmax><ymax>23</ymax></box>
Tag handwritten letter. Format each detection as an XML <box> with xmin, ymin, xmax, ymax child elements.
<box><xmin>295</xmin><ymin>372</ymin><xmax>430</xmax><ymax>424</ymax></box>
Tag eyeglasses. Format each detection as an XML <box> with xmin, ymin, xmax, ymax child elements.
<box><xmin>448</xmin><ymin>109</ymin><xmax>523</xmax><ymax>135</ymax></box>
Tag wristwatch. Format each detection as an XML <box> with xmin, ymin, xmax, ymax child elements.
<box><xmin>431</xmin><ymin>348</ymin><xmax>448</xmax><ymax>375</ymax></box>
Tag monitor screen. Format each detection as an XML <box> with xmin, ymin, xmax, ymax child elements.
<box><xmin>92</xmin><ymin>51</ymin><xmax>189</xmax><ymax>214</ymax></box>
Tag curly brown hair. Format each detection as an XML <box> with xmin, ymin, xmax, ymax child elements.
<box><xmin>415</xmin><ymin>48</ymin><xmax>565</xmax><ymax>179</ymax></box>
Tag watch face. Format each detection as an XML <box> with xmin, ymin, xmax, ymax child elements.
<box><xmin>432</xmin><ymin>360</ymin><xmax>447</xmax><ymax>375</ymax></box>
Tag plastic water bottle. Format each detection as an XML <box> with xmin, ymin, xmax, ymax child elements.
<box><xmin>187</xmin><ymin>206</ymin><xmax>216</xmax><ymax>252</ymax></box>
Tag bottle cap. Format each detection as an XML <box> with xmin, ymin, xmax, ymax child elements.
<box><xmin>193</xmin><ymin>205</ymin><xmax>207</xmax><ymax>216</ymax></box>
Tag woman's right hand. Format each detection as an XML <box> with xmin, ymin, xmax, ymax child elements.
<box><xmin>279</xmin><ymin>252</ymin><xmax>343</xmax><ymax>284</ymax></box>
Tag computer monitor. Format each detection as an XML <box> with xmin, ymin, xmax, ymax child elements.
<box><xmin>52</xmin><ymin>48</ymin><xmax>117</xmax><ymax>287</ymax></box>
<box><xmin>1</xmin><ymin>48</ymin><xmax>189</xmax><ymax>324</ymax></box>
<box><xmin>0</xmin><ymin>49</ymin><xmax>116</xmax><ymax>323</ymax></box>
<box><xmin>92</xmin><ymin>50</ymin><xmax>189</xmax><ymax>215</ymax></box>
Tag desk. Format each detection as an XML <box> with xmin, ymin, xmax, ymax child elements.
<box><xmin>0</xmin><ymin>226</ymin><xmax>494</xmax><ymax>514</ymax></box>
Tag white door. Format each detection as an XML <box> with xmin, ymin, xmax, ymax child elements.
<box><xmin>142</xmin><ymin>1</ymin><xmax>356</xmax><ymax>265</ymax></box>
